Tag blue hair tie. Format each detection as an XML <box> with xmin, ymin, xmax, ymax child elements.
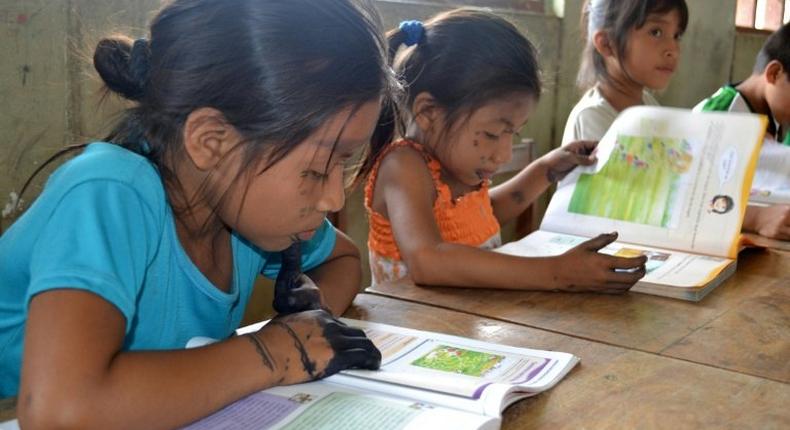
<box><xmin>399</xmin><ymin>20</ymin><xmax>424</xmax><ymax>47</ymax></box>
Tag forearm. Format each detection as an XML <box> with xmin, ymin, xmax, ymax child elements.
<box><xmin>404</xmin><ymin>243</ymin><xmax>563</xmax><ymax>290</ymax></box>
<box><xmin>20</xmin><ymin>335</ymin><xmax>278</xmax><ymax>430</ymax></box>
<box><xmin>307</xmin><ymin>252</ymin><xmax>362</xmax><ymax>315</ymax></box>
<box><xmin>490</xmin><ymin>158</ymin><xmax>552</xmax><ymax>224</ymax></box>
<box><xmin>742</xmin><ymin>205</ymin><xmax>760</xmax><ymax>233</ymax></box>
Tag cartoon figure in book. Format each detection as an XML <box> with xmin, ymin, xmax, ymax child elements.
<box><xmin>708</xmin><ymin>194</ymin><xmax>734</xmax><ymax>214</ymax></box>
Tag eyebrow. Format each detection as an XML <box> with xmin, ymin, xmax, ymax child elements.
<box><xmin>498</xmin><ymin>118</ymin><xmax>515</xmax><ymax>129</ymax></box>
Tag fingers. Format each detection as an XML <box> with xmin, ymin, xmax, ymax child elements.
<box><xmin>281</xmin><ymin>241</ymin><xmax>302</xmax><ymax>264</ymax></box>
<box><xmin>566</xmin><ymin>141</ymin><xmax>598</xmax><ymax>165</ymax></box>
<box><xmin>344</xmin><ymin>347</ymin><xmax>382</xmax><ymax>370</ymax></box>
<box><xmin>567</xmin><ymin>140</ymin><xmax>598</xmax><ymax>155</ymax></box>
<box><xmin>325</xmin><ymin>347</ymin><xmax>382</xmax><ymax>376</ymax></box>
<box><xmin>573</xmin><ymin>152</ymin><xmax>597</xmax><ymax>166</ymax></box>
<box><xmin>274</xmin><ymin>273</ymin><xmax>322</xmax><ymax>314</ymax></box>
<box><xmin>607</xmin><ymin>266</ymin><xmax>647</xmax><ymax>285</ymax></box>
<box><xmin>580</xmin><ymin>232</ymin><xmax>618</xmax><ymax>251</ymax></box>
<box><xmin>328</xmin><ymin>334</ymin><xmax>377</xmax><ymax>351</ymax></box>
<box><xmin>604</xmin><ymin>254</ymin><xmax>648</xmax><ymax>270</ymax></box>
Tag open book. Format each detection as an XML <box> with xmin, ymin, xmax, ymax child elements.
<box><xmin>183</xmin><ymin>319</ymin><xmax>579</xmax><ymax>430</ymax></box>
<box><xmin>497</xmin><ymin>106</ymin><xmax>767</xmax><ymax>301</ymax></box>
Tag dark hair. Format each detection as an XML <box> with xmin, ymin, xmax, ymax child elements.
<box><xmin>710</xmin><ymin>194</ymin><xmax>734</xmax><ymax>214</ymax></box>
<box><xmin>368</xmin><ymin>8</ymin><xmax>541</xmax><ymax>163</ymax></box>
<box><xmin>754</xmin><ymin>21</ymin><xmax>790</xmax><ymax>74</ymax></box>
<box><xmin>577</xmin><ymin>0</ymin><xmax>689</xmax><ymax>89</ymax></box>
<box><xmin>89</xmin><ymin>0</ymin><xmax>397</xmax><ymax>222</ymax></box>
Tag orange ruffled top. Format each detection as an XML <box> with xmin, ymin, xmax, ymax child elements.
<box><xmin>364</xmin><ymin>139</ymin><xmax>501</xmax><ymax>284</ymax></box>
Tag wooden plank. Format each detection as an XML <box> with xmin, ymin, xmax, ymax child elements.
<box><xmin>661</xmin><ymin>277</ymin><xmax>790</xmax><ymax>382</ymax></box>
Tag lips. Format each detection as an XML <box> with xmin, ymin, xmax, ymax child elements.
<box><xmin>296</xmin><ymin>229</ymin><xmax>317</xmax><ymax>241</ymax></box>
<box><xmin>476</xmin><ymin>169</ymin><xmax>496</xmax><ymax>181</ymax></box>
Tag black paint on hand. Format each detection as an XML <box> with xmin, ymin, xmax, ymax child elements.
<box><xmin>273</xmin><ymin>242</ymin><xmax>323</xmax><ymax>314</ymax></box>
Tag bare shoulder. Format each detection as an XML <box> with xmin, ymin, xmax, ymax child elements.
<box><xmin>371</xmin><ymin>144</ymin><xmax>436</xmax><ymax>214</ymax></box>
<box><xmin>376</xmin><ymin>145</ymin><xmax>434</xmax><ymax>188</ymax></box>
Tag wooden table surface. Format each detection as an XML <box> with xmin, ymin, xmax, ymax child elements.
<box><xmin>367</xmin><ymin>247</ymin><xmax>790</xmax><ymax>383</ymax></box>
<box><xmin>345</xmin><ymin>295</ymin><xmax>789</xmax><ymax>429</ymax></box>
<box><xmin>2</xmin><ymin>293</ymin><xmax>788</xmax><ymax>428</ymax></box>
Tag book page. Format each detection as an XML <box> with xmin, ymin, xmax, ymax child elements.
<box><xmin>497</xmin><ymin>230</ymin><xmax>732</xmax><ymax>288</ymax></box>
<box><xmin>750</xmin><ymin>140</ymin><xmax>790</xmax><ymax>205</ymax></box>
<box><xmin>233</xmin><ymin>319</ymin><xmax>578</xmax><ymax>417</ymax></box>
<box><xmin>542</xmin><ymin>106</ymin><xmax>765</xmax><ymax>258</ymax></box>
<box><xmin>336</xmin><ymin>319</ymin><xmax>578</xmax><ymax>400</ymax></box>
<box><xmin>181</xmin><ymin>383</ymin><xmax>498</xmax><ymax>430</ymax></box>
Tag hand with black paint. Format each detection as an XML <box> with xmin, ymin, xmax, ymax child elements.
<box><xmin>247</xmin><ymin>309</ymin><xmax>382</xmax><ymax>385</ymax></box>
<box><xmin>540</xmin><ymin>140</ymin><xmax>598</xmax><ymax>183</ymax></box>
<box><xmin>273</xmin><ymin>242</ymin><xmax>324</xmax><ymax>314</ymax></box>
<box><xmin>555</xmin><ymin>232</ymin><xmax>647</xmax><ymax>293</ymax></box>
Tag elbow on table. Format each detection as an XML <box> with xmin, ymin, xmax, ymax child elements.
<box><xmin>402</xmin><ymin>248</ymin><xmax>445</xmax><ymax>286</ymax></box>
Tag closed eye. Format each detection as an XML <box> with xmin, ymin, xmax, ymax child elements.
<box><xmin>302</xmin><ymin>170</ymin><xmax>329</xmax><ymax>181</ymax></box>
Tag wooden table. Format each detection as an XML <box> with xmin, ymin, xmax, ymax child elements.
<box><xmin>367</xmin><ymin>247</ymin><xmax>790</xmax><ymax>384</ymax></box>
<box><xmin>346</xmin><ymin>295</ymin><xmax>789</xmax><ymax>428</ymax></box>
<box><xmin>2</xmin><ymin>294</ymin><xmax>789</xmax><ymax>428</ymax></box>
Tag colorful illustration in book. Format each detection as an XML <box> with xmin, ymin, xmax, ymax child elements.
<box><xmin>411</xmin><ymin>345</ymin><xmax>504</xmax><ymax>377</ymax></box>
<box><xmin>614</xmin><ymin>247</ymin><xmax>671</xmax><ymax>273</ymax></box>
<box><xmin>569</xmin><ymin>135</ymin><xmax>694</xmax><ymax>227</ymax></box>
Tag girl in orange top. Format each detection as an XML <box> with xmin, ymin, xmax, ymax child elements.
<box><xmin>365</xmin><ymin>9</ymin><xmax>647</xmax><ymax>292</ymax></box>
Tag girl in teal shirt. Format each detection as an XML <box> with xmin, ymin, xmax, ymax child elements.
<box><xmin>0</xmin><ymin>0</ymin><xmax>395</xmax><ymax>427</ymax></box>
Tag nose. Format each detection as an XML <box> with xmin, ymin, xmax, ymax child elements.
<box><xmin>491</xmin><ymin>137</ymin><xmax>513</xmax><ymax>165</ymax></box>
<box><xmin>665</xmin><ymin>38</ymin><xmax>680</xmax><ymax>58</ymax></box>
<box><xmin>316</xmin><ymin>166</ymin><xmax>345</xmax><ymax>214</ymax></box>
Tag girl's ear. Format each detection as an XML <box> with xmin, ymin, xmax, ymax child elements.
<box><xmin>592</xmin><ymin>30</ymin><xmax>615</xmax><ymax>58</ymax></box>
<box><xmin>182</xmin><ymin>108</ymin><xmax>242</xmax><ymax>171</ymax></box>
<box><xmin>411</xmin><ymin>92</ymin><xmax>443</xmax><ymax>135</ymax></box>
<box><xmin>764</xmin><ymin>60</ymin><xmax>784</xmax><ymax>84</ymax></box>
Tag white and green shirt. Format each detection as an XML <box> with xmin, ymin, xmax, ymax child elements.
<box><xmin>694</xmin><ymin>84</ymin><xmax>789</xmax><ymax>145</ymax></box>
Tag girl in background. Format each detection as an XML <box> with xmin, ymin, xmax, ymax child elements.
<box><xmin>562</xmin><ymin>0</ymin><xmax>688</xmax><ymax>145</ymax></box>
<box><xmin>364</xmin><ymin>9</ymin><xmax>647</xmax><ymax>292</ymax></box>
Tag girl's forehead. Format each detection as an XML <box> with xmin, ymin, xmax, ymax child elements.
<box><xmin>644</xmin><ymin>9</ymin><xmax>681</xmax><ymax>26</ymax></box>
<box><xmin>471</xmin><ymin>95</ymin><xmax>535</xmax><ymax>122</ymax></box>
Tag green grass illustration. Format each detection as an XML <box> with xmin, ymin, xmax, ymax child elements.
<box><xmin>411</xmin><ymin>345</ymin><xmax>504</xmax><ymax>377</ymax></box>
<box><xmin>569</xmin><ymin>135</ymin><xmax>693</xmax><ymax>227</ymax></box>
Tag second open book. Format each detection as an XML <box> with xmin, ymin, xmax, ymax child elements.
<box><xmin>183</xmin><ymin>319</ymin><xmax>578</xmax><ymax>430</ymax></box>
<box><xmin>497</xmin><ymin>106</ymin><xmax>767</xmax><ymax>301</ymax></box>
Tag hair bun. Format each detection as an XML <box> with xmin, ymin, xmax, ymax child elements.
<box><xmin>93</xmin><ymin>37</ymin><xmax>150</xmax><ymax>101</ymax></box>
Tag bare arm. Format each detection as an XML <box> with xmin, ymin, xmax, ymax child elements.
<box><xmin>489</xmin><ymin>157</ymin><xmax>553</xmax><ymax>225</ymax></box>
<box><xmin>490</xmin><ymin>140</ymin><xmax>598</xmax><ymax>224</ymax></box>
<box><xmin>19</xmin><ymin>290</ymin><xmax>377</xmax><ymax>429</ymax></box>
<box><xmin>742</xmin><ymin>205</ymin><xmax>790</xmax><ymax>240</ymax></box>
<box><xmin>373</xmin><ymin>147</ymin><xmax>645</xmax><ymax>292</ymax></box>
<box><xmin>306</xmin><ymin>228</ymin><xmax>362</xmax><ymax>315</ymax></box>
